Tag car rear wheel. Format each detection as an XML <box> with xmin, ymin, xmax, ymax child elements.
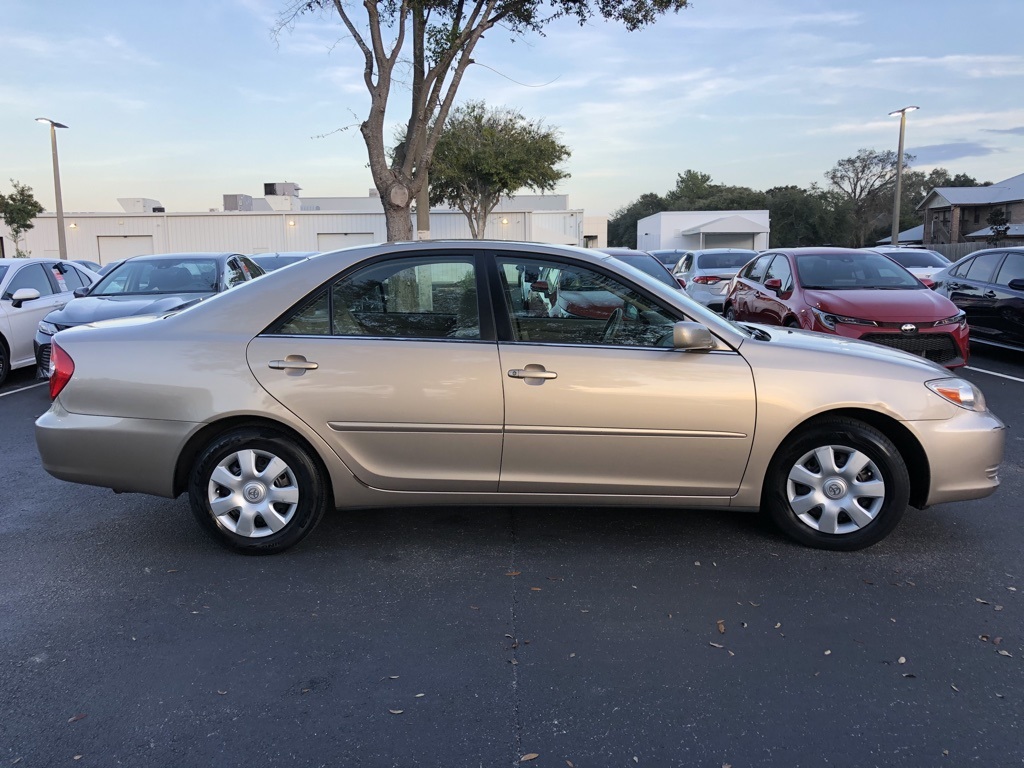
<box><xmin>762</xmin><ymin>418</ymin><xmax>909</xmax><ymax>551</ymax></box>
<box><xmin>724</xmin><ymin>306</ymin><xmax>737</xmax><ymax>322</ymax></box>
<box><xmin>188</xmin><ymin>427</ymin><xmax>328</xmax><ymax>554</ymax></box>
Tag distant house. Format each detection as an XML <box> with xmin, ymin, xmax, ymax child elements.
<box><xmin>917</xmin><ymin>172</ymin><xmax>1024</xmax><ymax>245</ymax></box>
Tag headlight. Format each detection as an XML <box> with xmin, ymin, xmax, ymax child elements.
<box><xmin>810</xmin><ymin>307</ymin><xmax>878</xmax><ymax>331</ymax></box>
<box><xmin>926</xmin><ymin>378</ymin><xmax>987</xmax><ymax>412</ymax></box>
<box><xmin>38</xmin><ymin>320</ymin><xmax>59</xmax><ymax>336</ymax></box>
<box><xmin>934</xmin><ymin>310</ymin><xmax>967</xmax><ymax>328</ymax></box>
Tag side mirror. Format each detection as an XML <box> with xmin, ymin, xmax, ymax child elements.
<box><xmin>672</xmin><ymin>321</ymin><xmax>716</xmax><ymax>351</ymax></box>
<box><xmin>764</xmin><ymin>277</ymin><xmax>783</xmax><ymax>292</ymax></box>
<box><xmin>10</xmin><ymin>287</ymin><xmax>41</xmax><ymax>309</ymax></box>
<box><xmin>73</xmin><ymin>286</ymin><xmax>90</xmax><ymax>298</ymax></box>
<box><xmin>1009</xmin><ymin>278</ymin><xmax>1024</xmax><ymax>291</ymax></box>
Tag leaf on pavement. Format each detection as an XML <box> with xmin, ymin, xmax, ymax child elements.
<box><xmin>506</xmin><ymin>571</ymin><xmax>521</xmax><ymax>577</ymax></box>
<box><xmin>717</xmin><ymin>620</ymin><xmax>725</xmax><ymax>634</ymax></box>
<box><xmin>951</xmin><ymin>685</ymin><xmax>960</xmax><ymax>692</ymax></box>
<box><xmin>531</xmin><ymin>587</ymin><xmax>542</xmax><ymax>591</ymax></box>
<box><xmin>389</xmin><ymin>709</ymin><xmax>404</xmax><ymax>715</ymax></box>
<box><xmin>520</xmin><ymin>754</ymin><xmax>539</xmax><ymax>762</ymax></box>
<box><xmin>67</xmin><ymin>714</ymin><xmax>87</xmax><ymax>723</ymax></box>
<box><xmin>975</xmin><ymin>598</ymin><xmax>990</xmax><ymax>604</ymax></box>
<box><xmin>898</xmin><ymin>657</ymin><xmax>906</xmax><ymax>664</ymax></box>
<box><xmin>997</xmin><ymin>650</ymin><xmax>1013</xmax><ymax>657</ymax></box>
<box><xmin>709</xmin><ymin>642</ymin><xmax>724</xmax><ymax>649</ymax></box>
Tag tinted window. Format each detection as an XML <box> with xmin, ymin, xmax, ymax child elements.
<box><xmin>744</xmin><ymin>255</ymin><xmax>772</xmax><ymax>282</ymax></box>
<box><xmin>883</xmin><ymin>250</ymin><xmax>949</xmax><ymax>269</ymax></box>
<box><xmin>498</xmin><ymin>256</ymin><xmax>676</xmax><ymax>347</ymax></box>
<box><xmin>612</xmin><ymin>255</ymin><xmax>677</xmax><ymax>287</ymax></box>
<box><xmin>272</xmin><ymin>257</ymin><xmax>480</xmax><ymax>340</ymax></box>
<box><xmin>697</xmin><ymin>251</ymin><xmax>758</xmax><ymax>270</ymax></box>
<box><xmin>996</xmin><ymin>252</ymin><xmax>1024</xmax><ymax>287</ymax></box>
<box><xmin>965</xmin><ymin>252</ymin><xmax>1004</xmax><ymax>283</ymax></box>
<box><xmin>764</xmin><ymin>255</ymin><xmax>793</xmax><ymax>291</ymax></box>
<box><xmin>4</xmin><ymin>264</ymin><xmax>54</xmax><ymax>299</ymax></box>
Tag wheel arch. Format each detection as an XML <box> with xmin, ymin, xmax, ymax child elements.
<box><xmin>173</xmin><ymin>415</ymin><xmax>334</xmax><ymax>499</ymax></box>
<box><xmin>771</xmin><ymin>408</ymin><xmax>930</xmax><ymax>509</ymax></box>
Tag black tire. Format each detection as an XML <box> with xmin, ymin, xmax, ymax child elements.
<box><xmin>0</xmin><ymin>341</ymin><xmax>8</xmax><ymax>387</ymax></box>
<box><xmin>762</xmin><ymin>417</ymin><xmax>909</xmax><ymax>551</ymax></box>
<box><xmin>724</xmin><ymin>306</ymin><xmax>737</xmax><ymax>322</ymax></box>
<box><xmin>784</xmin><ymin>318</ymin><xmax>800</xmax><ymax>329</ymax></box>
<box><xmin>188</xmin><ymin>427</ymin><xmax>329</xmax><ymax>554</ymax></box>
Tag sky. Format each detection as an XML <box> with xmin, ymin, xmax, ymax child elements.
<box><xmin>3</xmin><ymin>0</ymin><xmax>1024</xmax><ymax>218</ymax></box>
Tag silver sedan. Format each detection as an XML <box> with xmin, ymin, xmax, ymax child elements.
<box><xmin>36</xmin><ymin>241</ymin><xmax>1005</xmax><ymax>554</ymax></box>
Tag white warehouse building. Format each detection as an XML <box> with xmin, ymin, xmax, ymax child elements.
<box><xmin>636</xmin><ymin>210</ymin><xmax>770</xmax><ymax>251</ymax></box>
<box><xmin>3</xmin><ymin>183</ymin><xmax>608</xmax><ymax>265</ymax></box>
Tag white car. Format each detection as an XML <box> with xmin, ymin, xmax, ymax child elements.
<box><xmin>864</xmin><ymin>247</ymin><xmax>951</xmax><ymax>285</ymax></box>
<box><xmin>0</xmin><ymin>258</ymin><xmax>99</xmax><ymax>385</ymax></box>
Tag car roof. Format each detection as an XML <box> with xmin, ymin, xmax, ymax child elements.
<box><xmin>123</xmin><ymin>252</ymin><xmax>244</xmax><ymax>261</ymax></box>
<box><xmin>0</xmin><ymin>257</ymin><xmax>77</xmax><ymax>265</ymax></box>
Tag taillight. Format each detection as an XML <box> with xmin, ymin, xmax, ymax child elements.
<box><xmin>676</xmin><ymin>277</ymin><xmax>687</xmax><ymax>288</ymax></box>
<box><xmin>49</xmin><ymin>340</ymin><xmax>75</xmax><ymax>400</ymax></box>
<box><xmin>692</xmin><ymin>276</ymin><xmax>723</xmax><ymax>285</ymax></box>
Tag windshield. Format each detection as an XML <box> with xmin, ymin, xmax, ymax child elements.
<box><xmin>795</xmin><ymin>252</ymin><xmax>923</xmax><ymax>290</ymax></box>
<box><xmin>882</xmin><ymin>250</ymin><xmax>950</xmax><ymax>269</ymax></box>
<box><xmin>696</xmin><ymin>251</ymin><xmax>757</xmax><ymax>270</ymax></box>
<box><xmin>92</xmin><ymin>258</ymin><xmax>221</xmax><ymax>296</ymax></box>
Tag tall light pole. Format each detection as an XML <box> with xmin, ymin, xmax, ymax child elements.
<box><xmin>888</xmin><ymin>106</ymin><xmax>918</xmax><ymax>246</ymax></box>
<box><xmin>36</xmin><ymin>117</ymin><xmax>69</xmax><ymax>260</ymax></box>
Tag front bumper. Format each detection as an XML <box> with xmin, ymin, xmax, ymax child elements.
<box><xmin>911</xmin><ymin>408</ymin><xmax>1006</xmax><ymax>506</ymax></box>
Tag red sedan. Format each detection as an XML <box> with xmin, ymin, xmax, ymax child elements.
<box><xmin>723</xmin><ymin>247</ymin><xmax>969</xmax><ymax>367</ymax></box>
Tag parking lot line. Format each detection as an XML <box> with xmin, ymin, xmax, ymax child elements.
<box><xmin>0</xmin><ymin>381</ymin><xmax>48</xmax><ymax>398</ymax></box>
<box><xmin>965</xmin><ymin>366</ymin><xmax>1024</xmax><ymax>384</ymax></box>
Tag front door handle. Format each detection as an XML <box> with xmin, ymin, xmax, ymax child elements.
<box><xmin>984</xmin><ymin>291</ymin><xmax>998</xmax><ymax>299</ymax></box>
<box><xmin>507</xmin><ymin>364</ymin><xmax>557</xmax><ymax>386</ymax></box>
<box><xmin>269</xmin><ymin>355</ymin><xmax>319</xmax><ymax>374</ymax></box>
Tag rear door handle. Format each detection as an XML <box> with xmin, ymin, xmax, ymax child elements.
<box><xmin>984</xmin><ymin>291</ymin><xmax>998</xmax><ymax>299</ymax></box>
<box><xmin>269</xmin><ymin>355</ymin><xmax>319</xmax><ymax>373</ymax></box>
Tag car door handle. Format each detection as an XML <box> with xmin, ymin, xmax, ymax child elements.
<box><xmin>947</xmin><ymin>282</ymin><xmax>962</xmax><ymax>290</ymax></box>
<box><xmin>984</xmin><ymin>291</ymin><xmax>997</xmax><ymax>299</ymax></box>
<box><xmin>508</xmin><ymin>367</ymin><xmax>557</xmax><ymax>382</ymax></box>
<box><xmin>269</xmin><ymin>356</ymin><xmax>318</xmax><ymax>371</ymax></box>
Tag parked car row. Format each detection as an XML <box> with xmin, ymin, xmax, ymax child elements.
<box><xmin>608</xmin><ymin>245</ymin><xmax>1024</xmax><ymax>364</ymax></box>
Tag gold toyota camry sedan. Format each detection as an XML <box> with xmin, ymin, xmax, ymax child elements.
<box><xmin>35</xmin><ymin>241</ymin><xmax>1005</xmax><ymax>554</ymax></box>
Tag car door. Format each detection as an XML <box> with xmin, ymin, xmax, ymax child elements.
<box><xmin>1</xmin><ymin>263</ymin><xmax>65</xmax><ymax>367</ymax></box>
<box><xmin>947</xmin><ymin>251</ymin><xmax>1005</xmax><ymax>337</ymax></box>
<box><xmin>491</xmin><ymin>252</ymin><xmax>756</xmax><ymax>497</ymax></box>
<box><xmin>755</xmin><ymin>254</ymin><xmax>794</xmax><ymax>325</ymax></box>
<box><xmin>248</xmin><ymin>251</ymin><xmax>504</xmax><ymax>492</ymax></box>
<box><xmin>990</xmin><ymin>251</ymin><xmax>1024</xmax><ymax>347</ymax></box>
<box><xmin>730</xmin><ymin>254</ymin><xmax>771</xmax><ymax>319</ymax></box>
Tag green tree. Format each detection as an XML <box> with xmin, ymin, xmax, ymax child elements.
<box><xmin>278</xmin><ymin>0</ymin><xmax>692</xmax><ymax>241</ymax></box>
<box><xmin>824</xmin><ymin>148</ymin><xmax>910</xmax><ymax>247</ymax></box>
<box><xmin>0</xmin><ymin>179</ymin><xmax>45</xmax><ymax>257</ymax></box>
<box><xmin>986</xmin><ymin>208</ymin><xmax>1010</xmax><ymax>246</ymax></box>
<box><xmin>664</xmin><ymin>170</ymin><xmax>766</xmax><ymax>211</ymax></box>
<box><xmin>765</xmin><ymin>185</ymin><xmax>851</xmax><ymax>248</ymax></box>
<box><xmin>607</xmin><ymin>192</ymin><xmax>667</xmax><ymax>248</ymax></box>
<box><xmin>427</xmin><ymin>101</ymin><xmax>570</xmax><ymax>239</ymax></box>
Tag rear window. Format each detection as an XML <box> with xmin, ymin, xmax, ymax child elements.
<box><xmin>883</xmin><ymin>250</ymin><xmax>949</xmax><ymax>269</ymax></box>
<box><xmin>696</xmin><ymin>252</ymin><xmax>758</xmax><ymax>270</ymax></box>
<box><xmin>613</xmin><ymin>254</ymin><xmax>677</xmax><ymax>287</ymax></box>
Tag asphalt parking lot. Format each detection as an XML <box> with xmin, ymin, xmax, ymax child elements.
<box><xmin>2</xmin><ymin>346</ymin><xmax>1023</xmax><ymax>767</ymax></box>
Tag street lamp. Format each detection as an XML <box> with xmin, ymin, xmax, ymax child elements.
<box><xmin>888</xmin><ymin>106</ymin><xmax>918</xmax><ymax>247</ymax></box>
<box><xmin>36</xmin><ymin>117</ymin><xmax>69</xmax><ymax>260</ymax></box>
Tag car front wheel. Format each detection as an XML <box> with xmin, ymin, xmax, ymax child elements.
<box><xmin>188</xmin><ymin>427</ymin><xmax>329</xmax><ymax>554</ymax></box>
<box><xmin>762</xmin><ymin>418</ymin><xmax>909</xmax><ymax>551</ymax></box>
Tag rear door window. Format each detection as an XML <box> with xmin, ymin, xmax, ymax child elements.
<box><xmin>995</xmin><ymin>252</ymin><xmax>1024</xmax><ymax>286</ymax></box>
<box><xmin>744</xmin><ymin>254</ymin><xmax>772</xmax><ymax>282</ymax></box>
<box><xmin>965</xmin><ymin>251</ymin><xmax>1004</xmax><ymax>283</ymax></box>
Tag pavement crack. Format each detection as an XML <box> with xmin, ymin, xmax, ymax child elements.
<box><xmin>507</xmin><ymin>507</ymin><xmax>523</xmax><ymax>765</ymax></box>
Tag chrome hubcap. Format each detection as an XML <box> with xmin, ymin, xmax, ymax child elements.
<box><xmin>207</xmin><ymin>448</ymin><xmax>299</xmax><ymax>538</ymax></box>
<box><xmin>786</xmin><ymin>445</ymin><xmax>886</xmax><ymax>535</ymax></box>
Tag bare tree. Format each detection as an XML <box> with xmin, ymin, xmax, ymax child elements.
<box><xmin>278</xmin><ymin>0</ymin><xmax>692</xmax><ymax>241</ymax></box>
<box><xmin>824</xmin><ymin>148</ymin><xmax>910</xmax><ymax>247</ymax></box>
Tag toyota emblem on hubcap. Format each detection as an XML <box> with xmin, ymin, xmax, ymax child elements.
<box><xmin>243</xmin><ymin>482</ymin><xmax>266</xmax><ymax>503</ymax></box>
<box><xmin>901</xmin><ymin>323</ymin><xmax>918</xmax><ymax>334</ymax></box>
<box><xmin>824</xmin><ymin>480</ymin><xmax>846</xmax><ymax>499</ymax></box>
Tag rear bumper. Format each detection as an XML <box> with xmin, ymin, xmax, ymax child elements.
<box><xmin>911</xmin><ymin>409</ymin><xmax>1006</xmax><ymax>506</ymax></box>
<box><xmin>35</xmin><ymin>400</ymin><xmax>197</xmax><ymax>497</ymax></box>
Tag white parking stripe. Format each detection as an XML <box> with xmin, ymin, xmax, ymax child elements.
<box><xmin>964</xmin><ymin>366</ymin><xmax>1024</xmax><ymax>384</ymax></box>
<box><xmin>0</xmin><ymin>381</ymin><xmax>48</xmax><ymax>398</ymax></box>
